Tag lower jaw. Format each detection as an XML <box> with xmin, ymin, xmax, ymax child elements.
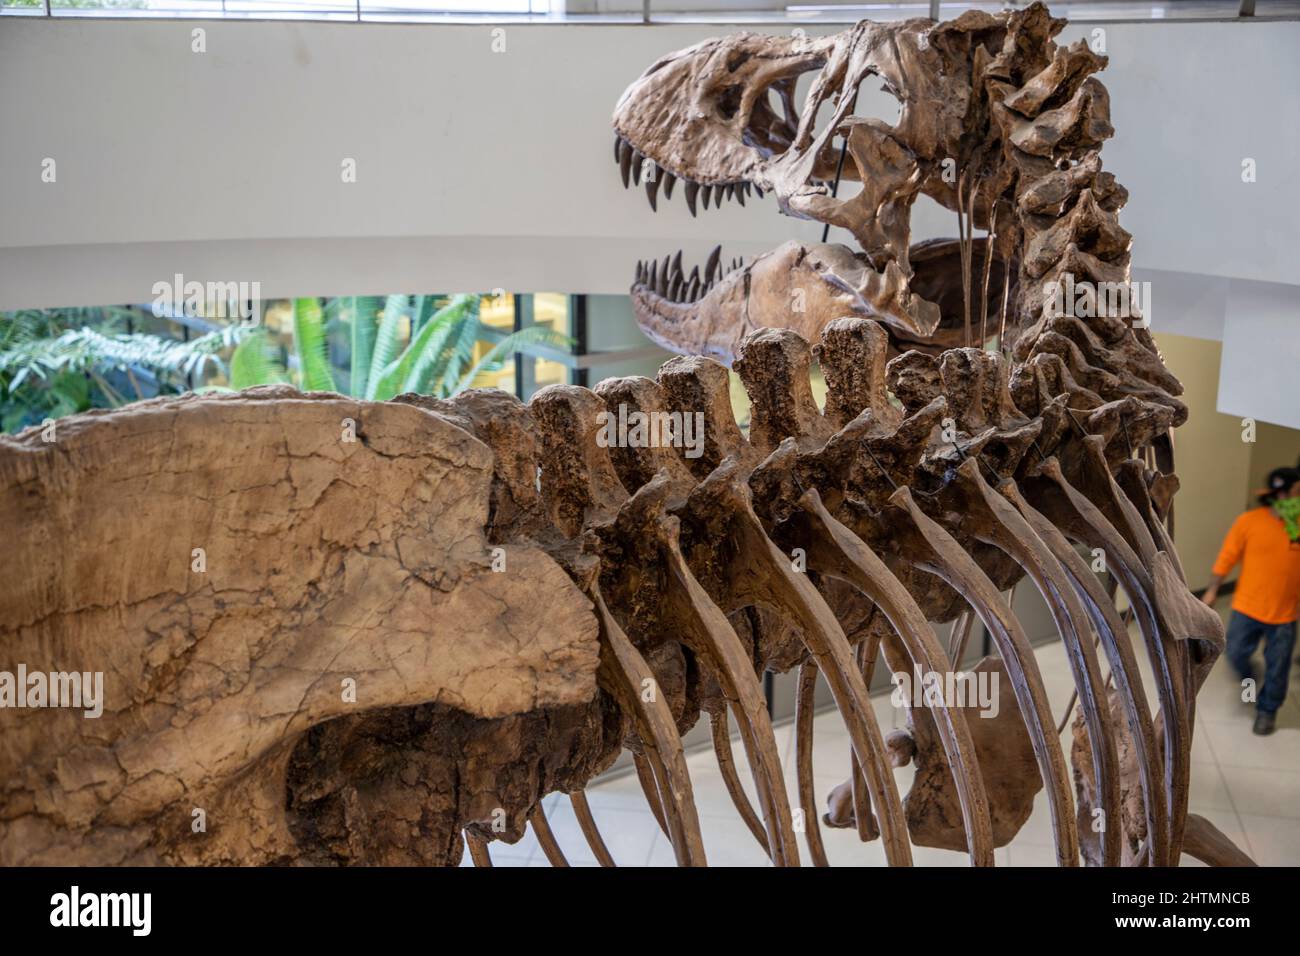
<box><xmin>628</xmin><ymin>236</ymin><xmax>1020</xmax><ymax>365</ymax></box>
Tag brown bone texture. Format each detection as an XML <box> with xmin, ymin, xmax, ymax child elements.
<box><xmin>899</xmin><ymin>658</ymin><xmax>1038</xmax><ymax>850</ymax></box>
<box><xmin>0</xmin><ymin>303</ymin><xmax>1240</xmax><ymax>866</ymax></box>
<box><xmin>0</xmin><ymin>388</ymin><xmax>599</xmax><ymax>865</ymax></box>
<box><xmin>0</xmin><ymin>2</ymin><xmax>1245</xmax><ymax>868</ymax></box>
<box><xmin>613</xmin><ymin>1</ymin><xmax>1183</xmax><ymax>451</ymax></box>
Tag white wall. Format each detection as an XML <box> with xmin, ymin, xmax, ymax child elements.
<box><xmin>2</xmin><ymin>17</ymin><xmax>1299</xmax><ymax>309</ymax></box>
<box><xmin>1218</xmin><ymin>278</ymin><xmax>1300</xmax><ymax>430</ymax></box>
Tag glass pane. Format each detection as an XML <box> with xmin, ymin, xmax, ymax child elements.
<box><xmin>532</xmin><ymin>292</ymin><xmax>571</xmax><ymax>338</ymax></box>
<box><xmin>526</xmin><ymin>293</ymin><xmax>571</xmax><ymax>394</ymax></box>
<box><xmin>363</xmin><ymin>0</ymin><xmax>545</xmax><ymax>13</ymax></box>
<box><xmin>223</xmin><ymin>0</ymin><xmax>360</xmax><ymax>18</ymax></box>
<box><xmin>48</xmin><ymin>0</ymin><xmax>224</xmax><ymax>17</ymax></box>
<box><xmin>469</xmin><ymin>356</ymin><xmax>515</xmax><ymax>391</ymax></box>
<box><xmin>532</xmin><ymin>356</ymin><xmax>568</xmax><ymax>391</ymax></box>
<box><xmin>478</xmin><ymin>292</ymin><xmax>515</xmax><ymax>332</ymax></box>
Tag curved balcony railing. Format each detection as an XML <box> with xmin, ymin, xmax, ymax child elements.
<box><xmin>2</xmin><ymin>0</ymin><xmax>1297</xmax><ymax>24</ymax></box>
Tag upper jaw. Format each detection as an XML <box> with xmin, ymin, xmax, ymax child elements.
<box><xmin>609</xmin><ymin>20</ymin><xmax>949</xmax><ymax>225</ymax></box>
<box><xmin>610</xmin><ymin>30</ymin><xmax>837</xmax><ymax>202</ymax></box>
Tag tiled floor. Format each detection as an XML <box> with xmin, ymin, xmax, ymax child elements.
<box><xmin>466</xmin><ymin>599</ymin><xmax>1300</xmax><ymax>867</ymax></box>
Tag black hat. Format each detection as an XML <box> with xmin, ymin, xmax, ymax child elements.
<box><xmin>1257</xmin><ymin>466</ymin><xmax>1300</xmax><ymax>504</ymax></box>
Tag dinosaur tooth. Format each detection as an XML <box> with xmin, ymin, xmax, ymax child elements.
<box><xmin>662</xmin><ymin>171</ymin><xmax>676</xmax><ymax>201</ymax></box>
<box><xmin>684</xmin><ymin>181</ymin><xmax>699</xmax><ymax>217</ymax></box>
<box><xmin>619</xmin><ymin>139</ymin><xmax>633</xmax><ymax>188</ymax></box>
<box><xmin>631</xmin><ymin>150</ymin><xmax>643</xmax><ymax>186</ymax></box>
<box><xmin>705</xmin><ymin>244</ymin><xmax>722</xmax><ymax>283</ymax></box>
<box><xmin>645</xmin><ymin>174</ymin><xmax>660</xmax><ymax>212</ymax></box>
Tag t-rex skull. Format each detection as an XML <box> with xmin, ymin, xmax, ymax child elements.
<box><xmin>613</xmin><ymin>4</ymin><xmax>1118</xmax><ymax>370</ymax></box>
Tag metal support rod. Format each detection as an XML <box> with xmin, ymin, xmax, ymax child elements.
<box><xmin>929</xmin><ymin>0</ymin><xmax>940</xmax><ymax>21</ymax></box>
<box><xmin>820</xmin><ymin>136</ymin><xmax>850</xmax><ymax>243</ymax></box>
<box><xmin>642</xmin><ymin>0</ymin><xmax>650</xmax><ymax>24</ymax></box>
<box><xmin>512</xmin><ymin>293</ymin><xmax>525</xmax><ymax>400</ymax></box>
<box><xmin>1240</xmin><ymin>0</ymin><xmax>1257</xmax><ymax>15</ymax></box>
<box><xmin>571</xmin><ymin>294</ymin><xmax>589</xmax><ymax>388</ymax></box>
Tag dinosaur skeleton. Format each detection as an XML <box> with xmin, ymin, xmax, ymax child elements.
<box><xmin>0</xmin><ymin>3</ymin><xmax>1252</xmax><ymax>867</ymax></box>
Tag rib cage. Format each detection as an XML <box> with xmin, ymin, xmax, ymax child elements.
<box><xmin>409</xmin><ymin>301</ymin><xmax>1221</xmax><ymax>867</ymax></box>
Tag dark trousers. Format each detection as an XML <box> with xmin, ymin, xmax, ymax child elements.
<box><xmin>1225</xmin><ymin>610</ymin><xmax>1297</xmax><ymax>715</ymax></box>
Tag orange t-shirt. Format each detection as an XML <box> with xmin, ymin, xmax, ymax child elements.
<box><xmin>1212</xmin><ymin>507</ymin><xmax>1300</xmax><ymax>625</ymax></box>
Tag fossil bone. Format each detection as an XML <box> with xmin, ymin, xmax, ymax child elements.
<box><xmin>0</xmin><ymin>2</ymin><xmax>1246</xmax><ymax>867</ymax></box>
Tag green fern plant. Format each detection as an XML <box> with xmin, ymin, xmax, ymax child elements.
<box><xmin>2</xmin><ymin>294</ymin><xmax>573</xmax><ymax>433</ymax></box>
<box><xmin>0</xmin><ymin>307</ymin><xmax>252</xmax><ymax>432</ymax></box>
<box><xmin>292</xmin><ymin>297</ymin><xmax>337</xmax><ymax>393</ymax></box>
<box><xmin>231</xmin><ymin>293</ymin><xmax>571</xmax><ymax>402</ymax></box>
<box><xmin>228</xmin><ymin>330</ymin><xmax>289</xmax><ymax>390</ymax></box>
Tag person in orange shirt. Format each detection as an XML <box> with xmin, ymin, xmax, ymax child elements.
<box><xmin>1202</xmin><ymin>467</ymin><xmax>1300</xmax><ymax>736</ymax></box>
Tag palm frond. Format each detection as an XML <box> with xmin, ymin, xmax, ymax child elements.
<box><xmin>348</xmin><ymin>295</ymin><xmax>383</xmax><ymax>399</ymax></box>
<box><xmin>405</xmin><ymin>295</ymin><xmax>481</xmax><ymax>395</ymax></box>
<box><xmin>292</xmin><ymin>297</ymin><xmax>337</xmax><ymax>393</ymax></box>
<box><xmin>229</xmin><ymin>330</ymin><xmax>289</xmax><ymax>389</ymax></box>
<box><xmin>369</xmin><ymin>296</ymin><xmax>474</xmax><ymax>402</ymax></box>
<box><xmin>451</xmin><ymin>325</ymin><xmax>573</xmax><ymax>395</ymax></box>
<box><xmin>365</xmin><ymin>295</ymin><xmax>410</xmax><ymax>400</ymax></box>
<box><xmin>409</xmin><ymin>295</ymin><xmax>428</xmax><ymax>336</ymax></box>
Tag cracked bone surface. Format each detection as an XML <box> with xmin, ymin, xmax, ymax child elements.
<box><xmin>0</xmin><ymin>2</ymin><xmax>1246</xmax><ymax>867</ymax></box>
<box><xmin>0</xmin><ymin>388</ymin><xmax>602</xmax><ymax>865</ymax></box>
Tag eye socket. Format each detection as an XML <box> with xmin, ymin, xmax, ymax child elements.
<box><xmin>717</xmin><ymin>84</ymin><xmax>744</xmax><ymax>121</ymax></box>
